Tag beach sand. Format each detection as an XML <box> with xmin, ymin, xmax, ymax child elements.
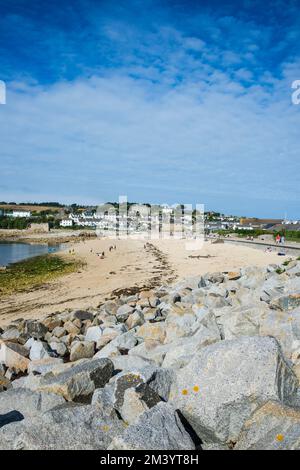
<box><xmin>0</xmin><ymin>237</ymin><xmax>281</xmax><ymax>326</ymax></box>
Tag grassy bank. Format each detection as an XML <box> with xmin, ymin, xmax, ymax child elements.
<box><xmin>0</xmin><ymin>254</ymin><xmax>83</xmax><ymax>297</ymax></box>
<box><xmin>217</xmin><ymin>229</ymin><xmax>300</xmax><ymax>243</ymax></box>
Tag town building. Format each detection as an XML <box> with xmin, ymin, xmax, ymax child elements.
<box><xmin>11</xmin><ymin>210</ymin><xmax>31</xmax><ymax>218</ymax></box>
<box><xmin>28</xmin><ymin>223</ymin><xmax>49</xmax><ymax>233</ymax></box>
<box><xmin>60</xmin><ymin>219</ymin><xmax>73</xmax><ymax>227</ymax></box>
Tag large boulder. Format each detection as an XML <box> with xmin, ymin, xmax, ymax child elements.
<box><xmin>219</xmin><ymin>305</ymin><xmax>270</xmax><ymax>340</ymax></box>
<box><xmin>128</xmin><ymin>341</ymin><xmax>172</xmax><ymax>366</ymax></box>
<box><xmin>1</xmin><ymin>328</ymin><xmax>21</xmax><ymax>342</ymax></box>
<box><xmin>0</xmin><ymin>388</ymin><xmax>64</xmax><ymax>427</ymax></box>
<box><xmin>27</xmin><ymin>358</ymin><xmax>114</xmax><ymax>402</ymax></box>
<box><xmin>29</xmin><ymin>340</ymin><xmax>53</xmax><ymax>361</ymax></box>
<box><xmin>0</xmin><ymin>342</ymin><xmax>30</xmax><ymax>373</ymax></box>
<box><xmin>70</xmin><ymin>341</ymin><xmax>95</xmax><ymax>362</ymax></box>
<box><xmin>109</xmin><ymin>402</ymin><xmax>195</xmax><ymax>450</ymax></box>
<box><xmin>109</xmin><ymin>365</ymin><xmax>174</xmax><ymax>420</ymax></box>
<box><xmin>164</xmin><ymin>310</ymin><xmax>198</xmax><ymax>344</ymax></box>
<box><xmin>269</xmin><ymin>276</ymin><xmax>300</xmax><ymax>311</ymax></box>
<box><xmin>85</xmin><ymin>326</ymin><xmax>103</xmax><ymax>343</ymax></box>
<box><xmin>111</xmin><ymin>367</ymin><xmax>157</xmax><ymax>412</ymax></box>
<box><xmin>120</xmin><ymin>389</ymin><xmax>150</xmax><ymax>425</ymax></box>
<box><xmin>162</xmin><ymin>326</ymin><xmax>220</xmax><ymax>369</ymax></box>
<box><xmin>28</xmin><ymin>357</ymin><xmax>63</xmax><ymax>375</ymax></box>
<box><xmin>94</xmin><ymin>331</ymin><xmax>138</xmax><ymax>359</ymax></box>
<box><xmin>110</xmin><ymin>331</ymin><xmax>138</xmax><ymax>351</ymax></box>
<box><xmin>126</xmin><ymin>311</ymin><xmax>144</xmax><ymax>329</ymax></box>
<box><xmin>0</xmin><ymin>403</ymin><xmax>125</xmax><ymax>450</ymax></box>
<box><xmin>96</xmin><ymin>330</ymin><xmax>119</xmax><ymax>350</ymax></box>
<box><xmin>147</xmin><ymin>367</ymin><xmax>176</xmax><ymax>401</ymax></box>
<box><xmin>40</xmin><ymin>316</ymin><xmax>62</xmax><ymax>332</ymax></box>
<box><xmin>271</xmin><ymin>294</ymin><xmax>300</xmax><ymax>311</ymax></box>
<box><xmin>72</xmin><ymin>310</ymin><xmax>94</xmax><ymax>322</ymax></box>
<box><xmin>200</xmin><ymin>272</ymin><xmax>225</xmax><ymax>286</ymax></box>
<box><xmin>23</xmin><ymin>321</ymin><xmax>48</xmax><ymax>340</ymax></box>
<box><xmin>63</xmin><ymin>320</ymin><xmax>80</xmax><ymax>335</ymax></box>
<box><xmin>112</xmin><ymin>355</ymin><xmax>155</xmax><ymax>372</ymax></box>
<box><xmin>235</xmin><ymin>401</ymin><xmax>300</xmax><ymax>450</ymax></box>
<box><xmin>259</xmin><ymin>307</ymin><xmax>300</xmax><ymax>359</ymax></box>
<box><xmin>193</xmin><ymin>307</ymin><xmax>222</xmax><ymax>338</ymax></box>
<box><xmin>51</xmin><ymin>326</ymin><xmax>66</xmax><ymax>338</ymax></box>
<box><xmin>170</xmin><ymin>336</ymin><xmax>298</xmax><ymax>444</ymax></box>
<box><xmin>49</xmin><ymin>341</ymin><xmax>67</xmax><ymax>357</ymax></box>
<box><xmin>136</xmin><ymin>323</ymin><xmax>166</xmax><ymax>344</ymax></box>
<box><xmin>286</xmin><ymin>261</ymin><xmax>300</xmax><ymax>277</ymax></box>
<box><xmin>116</xmin><ymin>305</ymin><xmax>134</xmax><ymax>322</ymax></box>
<box><xmin>92</xmin><ymin>385</ymin><xmax>115</xmax><ymax>416</ymax></box>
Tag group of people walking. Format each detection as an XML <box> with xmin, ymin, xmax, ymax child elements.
<box><xmin>275</xmin><ymin>234</ymin><xmax>285</xmax><ymax>245</ymax></box>
<box><xmin>89</xmin><ymin>245</ymin><xmax>117</xmax><ymax>259</ymax></box>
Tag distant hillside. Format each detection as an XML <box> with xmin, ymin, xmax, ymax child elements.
<box><xmin>0</xmin><ymin>204</ymin><xmax>62</xmax><ymax>212</ymax></box>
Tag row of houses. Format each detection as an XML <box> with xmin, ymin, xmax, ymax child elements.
<box><xmin>205</xmin><ymin>217</ymin><xmax>300</xmax><ymax>233</ymax></box>
<box><xmin>2</xmin><ymin>207</ymin><xmax>299</xmax><ymax>234</ymax></box>
<box><xmin>0</xmin><ymin>209</ymin><xmax>32</xmax><ymax>218</ymax></box>
<box><xmin>60</xmin><ymin>210</ymin><xmax>195</xmax><ymax>230</ymax></box>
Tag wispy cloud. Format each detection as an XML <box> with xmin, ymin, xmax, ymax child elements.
<box><xmin>0</xmin><ymin>0</ymin><xmax>299</xmax><ymax>217</ymax></box>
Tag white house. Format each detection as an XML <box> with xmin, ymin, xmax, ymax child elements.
<box><xmin>96</xmin><ymin>211</ymin><xmax>118</xmax><ymax>222</ymax></box>
<box><xmin>60</xmin><ymin>219</ymin><xmax>73</xmax><ymax>227</ymax></box>
<box><xmin>11</xmin><ymin>210</ymin><xmax>31</xmax><ymax>218</ymax></box>
<box><xmin>161</xmin><ymin>204</ymin><xmax>173</xmax><ymax>215</ymax></box>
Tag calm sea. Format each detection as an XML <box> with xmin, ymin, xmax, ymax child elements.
<box><xmin>0</xmin><ymin>242</ymin><xmax>63</xmax><ymax>266</ymax></box>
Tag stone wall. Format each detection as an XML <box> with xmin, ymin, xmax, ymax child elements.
<box><xmin>27</xmin><ymin>223</ymin><xmax>49</xmax><ymax>233</ymax></box>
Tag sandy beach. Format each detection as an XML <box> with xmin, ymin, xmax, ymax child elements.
<box><xmin>0</xmin><ymin>237</ymin><xmax>282</xmax><ymax>326</ymax></box>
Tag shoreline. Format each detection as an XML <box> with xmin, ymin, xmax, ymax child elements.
<box><xmin>0</xmin><ymin>253</ymin><xmax>83</xmax><ymax>300</ymax></box>
<box><xmin>0</xmin><ymin>241</ymin><xmax>66</xmax><ymax>269</ymax></box>
<box><xmin>0</xmin><ymin>237</ymin><xmax>286</xmax><ymax>327</ymax></box>
<box><xmin>0</xmin><ymin>228</ymin><xmax>97</xmax><ymax>246</ymax></box>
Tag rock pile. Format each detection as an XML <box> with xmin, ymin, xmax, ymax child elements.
<box><xmin>0</xmin><ymin>258</ymin><xmax>300</xmax><ymax>450</ymax></box>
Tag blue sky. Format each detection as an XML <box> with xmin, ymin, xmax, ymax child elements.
<box><xmin>0</xmin><ymin>0</ymin><xmax>299</xmax><ymax>217</ymax></box>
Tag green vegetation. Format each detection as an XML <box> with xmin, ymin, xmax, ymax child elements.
<box><xmin>0</xmin><ymin>215</ymin><xmax>61</xmax><ymax>230</ymax></box>
<box><xmin>0</xmin><ymin>216</ymin><xmax>28</xmax><ymax>230</ymax></box>
<box><xmin>274</xmin><ymin>230</ymin><xmax>300</xmax><ymax>243</ymax></box>
<box><xmin>217</xmin><ymin>228</ymin><xmax>270</xmax><ymax>238</ymax></box>
<box><xmin>0</xmin><ymin>201</ymin><xmax>63</xmax><ymax>207</ymax></box>
<box><xmin>217</xmin><ymin>228</ymin><xmax>300</xmax><ymax>243</ymax></box>
<box><xmin>62</xmin><ymin>225</ymin><xmax>93</xmax><ymax>230</ymax></box>
<box><xmin>0</xmin><ymin>254</ymin><xmax>83</xmax><ymax>297</ymax></box>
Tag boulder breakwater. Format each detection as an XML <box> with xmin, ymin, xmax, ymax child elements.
<box><xmin>0</xmin><ymin>258</ymin><xmax>300</xmax><ymax>450</ymax></box>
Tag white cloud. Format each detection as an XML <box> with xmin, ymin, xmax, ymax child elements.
<box><xmin>0</xmin><ymin>21</ymin><xmax>299</xmax><ymax>217</ymax></box>
<box><xmin>0</xmin><ymin>62</ymin><xmax>298</xmax><ymax>217</ymax></box>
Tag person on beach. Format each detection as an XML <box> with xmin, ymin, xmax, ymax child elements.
<box><xmin>281</xmin><ymin>235</ymin><xmax>285</xmax><ymax>244</ymax></box>
<box><xmin>275</xmin><ymin>234</ymin><xmax>280</xmax><ymax>244</ymax></box>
